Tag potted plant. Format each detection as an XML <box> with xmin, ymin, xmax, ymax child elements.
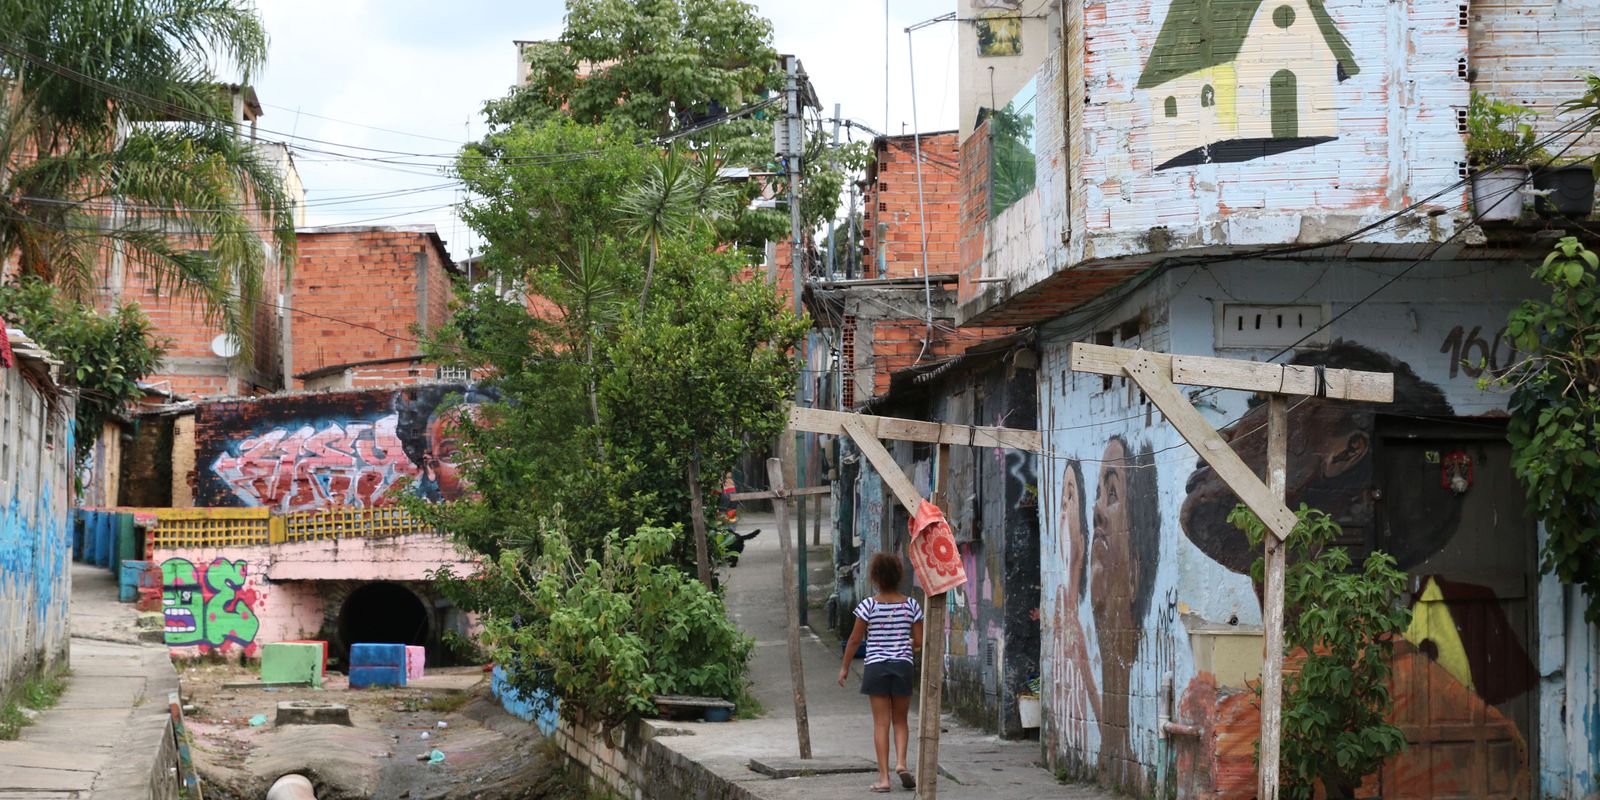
<box><xmin>1017</xmin><ymin>675</ymin><xmax>1041</xmax><ymax>729</ymax></box>
<box><xmin>1536</xmin><ymin>75</ymin><xmax>1600</xmax><ymax>219</ymax></box>
<box><xmin>1533</xmin><ymin>157</ymin><xmax>1597</xmax><ymax>219</ymax></box>
<box><xmin>1467</xmin><ymin>92</ymin><xmax>1541</xmax><ymax>222</ymax></box>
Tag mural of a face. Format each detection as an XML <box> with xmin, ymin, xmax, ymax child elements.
<box><xmin>1058</xmin><ymin>460</ymin><xmax>1089</xmax><ymax>599</ymax></box>
<box><xmin>162</xmin><ymin>559</ymin><xmax>204</xmax><ymax>644</ymax></box>
<box><xmin>1179</xmin><ymin>341</ymin><xmax>1455</xmax><ymax>573</ymax></box>
<box><xmin>425</xmin><ymin>406</ymin><xmax>473</xmax><ymax>499</ymax></box>
<box><xmin>1090</xmin><ymin>439</ymin><xmax>1136</xmax><ymax>637</ymax></box>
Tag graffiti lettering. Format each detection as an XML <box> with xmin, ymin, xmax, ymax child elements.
<box><xmin>211</xmin><ymin>415</ymin><xmax>419</xmax><ymax>511</ymax></box>
<box><xmin>161</xmin><ymin>558</ymin><xmax>260</xmax><ymax>651</ymax></box>
<box><xmin>1439</xmin><ymin>325</ymin><xmax>1521</xmax><ymax>379</ymax></box>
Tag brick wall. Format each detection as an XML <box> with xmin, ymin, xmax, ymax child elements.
<box><xmin>957</xmin><ymin>121</ymin><xmax>992</xmax><ymax>307</ymax></box>
<box><xmin>291</xmin><ymin>227</ymin><xmax>455</xmax><ymax>389</ymax></box>
<box><xmin>115</xmin><ymin>233</ymin><xmax>288</xmax><ymax>398</ymax></box>
<box><xmin>863</xmin><ymin>133</ymin><xmax>962</xmax><ymax>280</ymax></box>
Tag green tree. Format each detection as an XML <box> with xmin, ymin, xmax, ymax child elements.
<box><xmin>1232</xmin><ymin>504</ymin><xmax>1411</xmax><ymax>800</ymax></box>
<box><xmin>1498</xmin><ymin>236</ymin><xmax>1600</xmax><ymax>624</ymax></box>
<box><xmin>493</xmin><ymin>0</ymin><xmax>780</xmax><ymax>133</ymax></box>
<box><xmin>0</xmin><ymin>277</ymin><xmax>166</xmax><ymax>466</ymax></box>
<box><xmin>0</xmin><ymin>0</ymin><xmax>297</xmax><ymax>351</ymax></box>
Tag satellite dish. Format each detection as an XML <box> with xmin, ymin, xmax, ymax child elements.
<box><xmin>210</xmin><ymin>334</ymin><xmax>242</xmax><ymax>358</ymax></box>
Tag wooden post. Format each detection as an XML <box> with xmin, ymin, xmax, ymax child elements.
<box><xmin>766</xmin><ymin>458</ymin><xmax>813</xmax><ymax>759</ymax></box>
<box><xmin>812</xmin><ymin>494</ymin><xmax>823</xmax><ymax>546</ymax></box>
<box><xmin>687</xmin><ymin>453</ymin><xmax>712</xmax><ymax>586</ymax></box>
<box><xmin>797</xmin><ymin>490</ymin><xmax>809</xmax><ymax>626</ymax></box>
<box><xmin>916</xmin><ymin>443</ymin><xmax>954</xmax><ymax>799</ymax></box>
<box><xmin>1258</xmin><ymin>396</ymin><xmax>1289</xmax><ymax>799</ymax></box>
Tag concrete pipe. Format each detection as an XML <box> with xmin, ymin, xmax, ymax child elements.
<box><xmin>266</xmin><ymin>774</ymin><xmax>316</xmax><ymax>800</ymax></box>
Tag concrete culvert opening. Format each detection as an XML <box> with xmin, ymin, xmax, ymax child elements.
<box><xmin>337</xmin><ymin>582</ymin><xmax>430</xmax><ymax>666</ymax></box>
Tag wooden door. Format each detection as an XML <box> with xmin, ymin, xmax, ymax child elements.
<box><xmin>1374</xmin><ymin>423</ymin><xmax>1537</xmax><ymax>799</ymax></box>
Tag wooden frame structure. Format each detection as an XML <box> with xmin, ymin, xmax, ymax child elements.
<box><xmin>1069</xmin><ymin>343</ymin><xmax>1393</xmax><ymax>799</ymax></box>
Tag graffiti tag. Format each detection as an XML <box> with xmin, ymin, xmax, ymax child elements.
<box><xmin>162</xmin><ymin>558</ymin><xmax>260</xmax><ymax>651</ymax></box>
<box><xmin>211</xmin><ymin>414</ymin><xmax>420</xmax><ymax>511</ymax></box>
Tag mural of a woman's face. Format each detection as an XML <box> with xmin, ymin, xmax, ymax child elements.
<box><xmin>1090</xmin><ymin>439</ymin><xmax>1137</xmax><ymax>635</ymax></box>
<box><xmin>1059</xmin><ymin>463</ymin><xmax>1087</xmax><ymax>599</ymax></box>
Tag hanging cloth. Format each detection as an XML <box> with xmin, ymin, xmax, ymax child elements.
<box><xmin>908</xmin><ymin>499</ymin><xmax>966</xmax><ymax>595</ymax></box>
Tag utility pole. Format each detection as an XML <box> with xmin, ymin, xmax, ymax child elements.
<box><xmin>780</xmin><ymin>55</ymin><xmax>813</xmax><ymax>627</ymax></box>
<box><xmin>826</xmin><ymin>104</ymin><xmax>841</xmax><ymax>279</ymax></box>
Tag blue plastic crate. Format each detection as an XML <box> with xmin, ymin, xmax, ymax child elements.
<box><xmin>118</xmin><ymin>560</ymin><xmax>149</xmax><ymax>603</ymax></box>
<box><xmin>349</xmin><ymin>643</ymin><xmax>408</xmax><ymax>668</ymax></box>
<box><xmin>348</xmin><ymin>664</ymin><xmax>406</xmax><ymax>689</ymax></box>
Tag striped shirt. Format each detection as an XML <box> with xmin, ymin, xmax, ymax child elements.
<box><xmin>854</xmin><ymin>596</ymin><xmax>923</xmax><ymax>664</ymax></box>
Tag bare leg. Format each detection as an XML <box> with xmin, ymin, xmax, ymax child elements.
<box><xmin>869</xmin><ymin>694</ymin><xmax>893</xmax><ymax>789</ymax></box>
<box><xmin>891</xmin><ymin>694</ymin><xmax>911</xmax><ymax>772</ymax></box>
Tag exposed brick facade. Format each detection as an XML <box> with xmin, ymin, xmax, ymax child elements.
<box><xmin>290</xmin><ymin>227</ymin><xmax>457</xmax><ymax>390</ymax></box>
<box><xmin>113</xmin><ymin>234</ymin><xmax>288</xmax><ymax>399</ymax></box>
<box><xmin>862</xmin><ymin>132</ymin><xmax>962</xmax><ymax>280</ymax></box>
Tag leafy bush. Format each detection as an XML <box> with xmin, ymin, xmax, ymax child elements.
<box><xmin>0</xmin><ymin>278</ymin><xmax>166</xmax><ymax>464</ymax></box>
<box><xmin>1231</xmin><ymin>504</ymin><xmax>1411</xmax><ymax>799</ymax></box>
<box><xmin>1499</xmin><ymin>236</ymin><xmax>1600</xmax><ymax>624</ymax></box>
<box><xmin>476</xmin><ymin>515</ymin><xmax>753</xmax><ymax>732</ymax></box>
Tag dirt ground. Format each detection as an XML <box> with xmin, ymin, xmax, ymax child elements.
<box><xmin>180</xmin><ymin>663</ymin><xmax>580</xmax><ymax>800</ymax></box>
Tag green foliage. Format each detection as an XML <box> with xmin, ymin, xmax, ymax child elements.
<box><xmin>1232</xmin><ymin>504</ymin><xmax>1411</xmax><ymax>799</ymax></box>
<box><xmin>1466</xmin><ymin>91</ymin><xmax>1543</xmax><ymax>167</ymax></box>
<box><xmin>1557</xmin><ymin>74</ymin><xmax>1600</xmax><ymax>179</ymax></box>
<box><xmin>990</xmin><ymin>104</ymin><xmax>1038</xmax><ymax>217</ymax></box>
<box><xmin>0</xmin><ymin>664</ymin><xmax>69</xmax><ymax>740</ymax></box>
<box><xmin>0</xmin><ymin>0</ymin><xmax>297</xmax><ymax>351</ymax></box>
<box><xmin>478</xmin><ymin>517</ymin><xmax>753</xmax><ymax>732</ymax></box>
<box><xmin>492</xmin><ymin>0</ymin><xmax>780</xmax><ymax>132</ymax></box>
<box><xmin>1499</xmin><ymin>236</ymin><xmax>1600</xmax><ymax>625</ymax></box>
<box><xmin>0</xmin><ymin>278</ymin><xmax>166</xmax><ymax>464</ymax></box>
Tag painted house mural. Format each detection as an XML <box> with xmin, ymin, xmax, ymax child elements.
<box><xmin>1140</xmin><ymin>0</ymin><xmax>1360</xmax><ymax>170</ymax></box>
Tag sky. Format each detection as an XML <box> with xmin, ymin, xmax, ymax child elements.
<box><xmin>250</xmin><ymin>0</ymin><xmax>962</xmax><ymax>262</ymax></box>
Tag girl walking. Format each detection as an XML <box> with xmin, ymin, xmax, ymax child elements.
<box><xmin>838</xmin><ymin>553</ymin><xmax>924</xmax><ymax>792</ymax></box>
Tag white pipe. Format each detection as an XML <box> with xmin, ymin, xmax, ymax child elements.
<box><xmin>266</xmin><ymin>774</ymin><xmax>316</xmax><ymax>800</ymax></box>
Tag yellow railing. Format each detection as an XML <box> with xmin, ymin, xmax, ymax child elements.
<box><xmin>279</xmin><ymin>506</ymin><xmax>433</xmax><ymax>544</ymax></box>
<box><xmin>145</xmin><ymin>506</ymin><xmax>436</xmax><ymax>550</ymax></box>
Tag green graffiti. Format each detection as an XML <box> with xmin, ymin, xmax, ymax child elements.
<box><xmin>161</xmin><ymin>558</ymin><xmax>260</xmax><ymax>650</ymax></box>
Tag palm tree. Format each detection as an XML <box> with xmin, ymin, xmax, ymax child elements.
<box><xmin>616</xmin><ymin>144</ymin><xmax>733</xmax><ymax>311</ymax></box>
<box><xmin>0</xmin><ymin>0</ymin><xmax>295</xmax><ymax>351</ymax></box>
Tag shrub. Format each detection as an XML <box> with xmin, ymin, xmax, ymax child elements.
<box><xmin>1232</xmin><ymin>504</ymin><xmax>1411</xmax><ymax>799</ymax></box>
<box><xmin>475</xmin><ymin>514</ymin><xmax>752</xmax><ymax>733</ymax></box>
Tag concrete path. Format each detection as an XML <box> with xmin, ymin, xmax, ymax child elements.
<box><xmin>649</xmin><ymin>507</ymin><xmax>1119</xmax><ymax>799</ymax></box>
<box><xmin>0</xmin><ymin>563</ymin><xmax>181</xmax><ymax>800</ymax></box>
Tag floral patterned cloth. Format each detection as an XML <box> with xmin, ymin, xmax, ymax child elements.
<box><xmin>908</xmin><ymin>499</ymin><xmax>966</xmax><ymax>595</ymax></box>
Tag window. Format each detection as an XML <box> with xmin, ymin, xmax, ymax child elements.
<box><xmin>1201</xmin><ymin>85</ymin><xmax>1216</xmax><ymax>108</ymax></box>
<box><xmin>1164</xmin><ymin>96</ymin><xmax>1178</xmax><ymax>118</ymax></box>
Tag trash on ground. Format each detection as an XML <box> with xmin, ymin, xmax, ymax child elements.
<box><xmin>248</xmin><ymin>714</ymin><xmax>268</xmax><ymax>727</ymax></box>
<box><xmin>428</xmin><ymin>749</ymin><xmax>445</xmax><ymax>764</ymax></box>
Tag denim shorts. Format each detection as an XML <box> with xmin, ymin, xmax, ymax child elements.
<box><xmin>860</xmin><ymin>659</ymin><xmax>915</xmax><ymax>696</ymax></box>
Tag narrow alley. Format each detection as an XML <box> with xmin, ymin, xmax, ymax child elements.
<box><xmin>647</xmin><ymin>504</ymin><xmax>1116</xmax><ymax>800</ymax></box>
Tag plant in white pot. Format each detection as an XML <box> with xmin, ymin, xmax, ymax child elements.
<box><xmin>1467</xmin><ymin>92</ymin><xmax>1543</xmax><ymax>222</ymax></box>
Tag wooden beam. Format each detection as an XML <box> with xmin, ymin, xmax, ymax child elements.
<box><xmin>916</xmin><ymin>442</ymin><xmax>954</xmax><ymax>799</ymax></box>
<box><xmin>729</xmin><ymin>485</ymin><xmax>831</xmax><ymax>502</ymax></box>
<box><xmin>1121</xmin><ymin>353</ymin><xmax>1299</xmax><ymax>540</ymax></box>
<box><xmin>1070</xmin><ymin>343</ymin><xmax>1394</xmax><ymax>403</ymax></box>
<box><xmin>1259</xmin><ymin>397</ymin><xmax>1290</xmax><ymax>800</ymax></box>
<box><xmin>841</xmin><ymin>415</ymin><xmax>925</xmax><ymax>514</ymax></box>
<box><xmin>789</xmin><ymin>406</ymin><xmax>1043</xmax><ymax>454</ymax></box>
<box><xmin>766</xmin><ymin>458</ymin><xmax>812</xmax><ymax>759</ymax></box>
